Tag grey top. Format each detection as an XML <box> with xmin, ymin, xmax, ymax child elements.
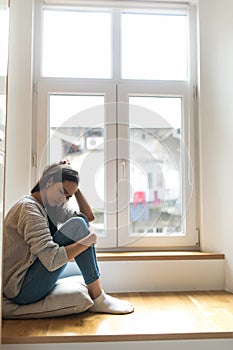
<box><xmin>3</xmin><ymin>195</ymin><xmax>77</xmax><ymax>298</ymax></box>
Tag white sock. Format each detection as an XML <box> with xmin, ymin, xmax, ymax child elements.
<box><xmin>88</xmin><ymin>291</ymin><xmax>134</xmax><ymax>314</ymax></box>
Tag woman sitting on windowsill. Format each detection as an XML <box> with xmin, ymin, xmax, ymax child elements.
<box><xmin>3</xmin><ymin>161</ymin><xmax>134</xmax><ymax>314</ymax></box>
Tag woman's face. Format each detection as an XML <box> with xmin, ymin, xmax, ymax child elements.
<box><xmin>46</xmin><ymin>180</ymin><xmax>78</xmax><ymax>207</ymax></box>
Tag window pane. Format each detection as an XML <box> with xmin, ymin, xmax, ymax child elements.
<box><xmin>49</xmin><ymin>95</ymin><xmax>105</xmax><ymax>237</ymax></box>
<box><xmin>0</xmin><ymin>7</ymin><xmax>9</xmax><ymax>76</ymax></box>
<box><xmin>129</xmin><ymin>96</ymin><xmax>183</xmax><ymax>236</ymax></box>
<box><xmin>42</xmin><ymin>10</ymin><xmax>111</xmax><ymax>78</ymax></box>
<box><xmin>122</xmin><ymin>12</ymin><xmax>188</xmax><ymax>80</ymax></box>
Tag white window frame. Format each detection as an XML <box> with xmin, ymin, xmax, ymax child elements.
<box><xmin>34</xmin><ymin>0</ymin><xmax>199</xmax><ymax>250</ymax></box>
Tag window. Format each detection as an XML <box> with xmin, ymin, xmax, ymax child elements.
<box><xmin>35</xmin><ymin>1</ymin><xmax>198</xmax><ymax>249</ymax></box>
<box><xmin>121</xmin><ymin>12</ymin><xmax>188</xmax><ymax>80</ymax></box>
<box><xmin>42</xmin><ymin>9</ymin><xmax>111</xmax><ymax>78</ymax></box>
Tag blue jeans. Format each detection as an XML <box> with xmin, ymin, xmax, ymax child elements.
<box><xmin>11</xmin><ymin>217</ymin><xmax>100</xmax><ymax>305</ymax></box>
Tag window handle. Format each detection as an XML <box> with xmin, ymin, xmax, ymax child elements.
<box><xmin>121</xmin><ymin>160</ymin><xmax>126</xmax><ymax>177</ymax></box>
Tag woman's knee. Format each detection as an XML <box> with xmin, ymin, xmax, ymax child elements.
<box><xmin>60</xmin><ymin>217</ymin><xmax>90</xmax><ymax>241</ymax></box>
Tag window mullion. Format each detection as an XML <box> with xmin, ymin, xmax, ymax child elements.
<box><xmin>112</xmin><ymin>8</ymin><xmax>121</xmax><ymax>81</ymax></box>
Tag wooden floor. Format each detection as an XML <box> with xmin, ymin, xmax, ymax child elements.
<box><xmin>2</xmin><ymin>291</ymin><xmax>233</xmax><ymax>344</ymax></box>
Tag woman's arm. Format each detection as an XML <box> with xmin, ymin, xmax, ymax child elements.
<box><xmin>20</xmin><ymin>201</ymin><xmax>96</xmax><ymax>269</ymax></box>
<box><xmin>74</xmin><ymin>189</ymin><xmax>95</xmax><ymax>222</ymax></box>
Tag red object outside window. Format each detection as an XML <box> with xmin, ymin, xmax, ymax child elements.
<box><xmin>133</xmin><ymin>191</ymin><xmax>146</xmax><ymax>208</ymax></box>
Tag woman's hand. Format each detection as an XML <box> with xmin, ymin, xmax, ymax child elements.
<box><xmin>78</xmin><ymin>232</ymin><xmax>97</xmax><ymax>247</ymax></box>
<box><xmin>65</xmin><ymin>231</ymin><xmax>97</xmax><ymax>260</ymax></box>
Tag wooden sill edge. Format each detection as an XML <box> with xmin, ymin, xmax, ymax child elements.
<box><xmin>96</xmin><ymin>251</ymin><xmax>225</xmax><ymax>261</ymax></box>
<box><xmin>3</xmin><ymin>331</ymin><xmax>233</xmax><ymax>344</ymax></box>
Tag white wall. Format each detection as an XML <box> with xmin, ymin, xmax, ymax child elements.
<box><xmin>198</xmin><ymin>0</ymin><xmax>233</xmax><ymax>291</ymax></box>
<box><xmin>5</xmin><ymin>0</ymin><xmax>34</xmax><ymax>213</ymax></box>
<box><xmin>63</xmin><ymin>259</ymin><xmax>224</xmax><ymax>292</ymax></box>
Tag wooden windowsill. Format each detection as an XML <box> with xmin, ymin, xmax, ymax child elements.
<box><xmin>2</xmin><ymin>251</ymin><xmax>227</xmax><ymax>345</ymax></box>
<box><xmin>96</xmin><ymin>251</ymin><xmax>225</xmax><ymax>261</ymax></box>
<box><xmin>2</xmin><ymin>290</ymin><xmax>233</xmax><ymax>344</ymax></box>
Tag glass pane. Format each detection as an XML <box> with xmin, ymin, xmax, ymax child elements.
<box><xmin>0</xmin><ymin>6</ymin><xmax>9</xmax><ymax>76</ymax></box>
<box><xmin>49</xmin><ymin>95</ymin><xmax>105</xmax><ymax>236</ymax></box>
<box><xmin>122</xmin><ymin>12</ymin><xmax>188</xmax><ymax>80</ymax></box>
<box><xmin>128</xmin><ymin>96</ymin><xmax>183</xmax><ymax>236</ymax></box>
<box><xmin>42</xmin><ymin>9</ymin><xmax>111</xmax><ymax>78</ymax></box>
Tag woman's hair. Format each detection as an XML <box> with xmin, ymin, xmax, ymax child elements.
<box><xmin>31</xmin><ymin>161</ymin><xmax>79</xmax><ymax>194</ymax></box>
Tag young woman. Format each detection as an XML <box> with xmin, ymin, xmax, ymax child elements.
<box><xmin>3</xmin><ymin>161</ymin><xmax>134</xmax><ymax>314</ymax></box>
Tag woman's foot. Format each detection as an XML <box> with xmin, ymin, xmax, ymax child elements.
<box><xmin>88</xmin><ymin>291</ymin><xmax>134</xmax><ymax>314</ymax></box>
